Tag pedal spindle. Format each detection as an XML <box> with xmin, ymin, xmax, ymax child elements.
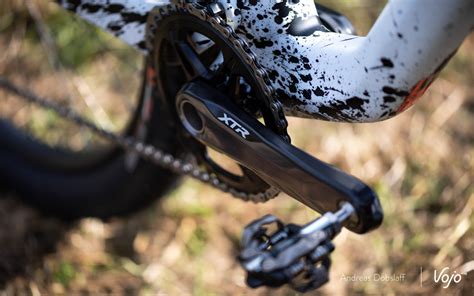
<box><xmin>239</xmin><ymin>203</ymin><xmax>354</xmax><ymax>292</ymax></box>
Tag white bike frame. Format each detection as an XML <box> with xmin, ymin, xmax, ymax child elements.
<box><xmin>57</xmin><ymin>0</ymin><xmax>474</xmax><ymax>122</ymax></box>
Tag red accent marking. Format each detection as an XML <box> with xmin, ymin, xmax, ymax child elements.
<box><xmin>146</xmin><ymin>66</ymin><xmax>156</xmax><ymax>85</ymax></box>
<box><xmin>397</xmin><ymin>76</ymin><xmax>435</xmax><ymax>113</ymax></box>
<box><xmin>398</xmin><ymin>50</ymin><xmax>456</xmax><ymax>114</ymax></box>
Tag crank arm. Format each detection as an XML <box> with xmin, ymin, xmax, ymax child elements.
<box><xmin>176</xmin><ymin>81</ymin><xmax>383</xmax><ymax>233</ymax></box>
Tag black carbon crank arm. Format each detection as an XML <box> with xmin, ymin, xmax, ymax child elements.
<box><xmin>176</xmin><ymin>81</ymin><xmax>383</xmax><ymax>233</ymax></box>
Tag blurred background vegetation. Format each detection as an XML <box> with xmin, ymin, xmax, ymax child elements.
<box><xmin>0</xmin><ymin>0</ymin><xmax>473</xmax><ymax>295</ymax></box>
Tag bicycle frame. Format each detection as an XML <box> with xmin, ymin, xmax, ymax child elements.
<box><xmin>57</xmin><ymin>0</ymin><xmax>474</xmax><ymax>122</ymax></box>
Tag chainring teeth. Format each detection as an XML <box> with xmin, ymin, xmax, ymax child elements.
<box><xmin>147</xmin><ymin>1</ymin><xmax>287</xmax><ymax>134</ymax></box>
<box><xmin>146</xmin><ymin>1</ymin><xmax>292</xmax><ymax>201</ymax></box>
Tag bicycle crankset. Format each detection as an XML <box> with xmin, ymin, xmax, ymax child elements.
<box><xmin>148</xmin><ymin>1</ymin><xmax>383</xmax><ymax>291</ymax></box>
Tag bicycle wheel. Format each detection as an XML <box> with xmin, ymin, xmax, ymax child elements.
<box><xmin>0</xmin><ymin>2</ymin><xmax>181</xmax><ymax>219</ymax></box>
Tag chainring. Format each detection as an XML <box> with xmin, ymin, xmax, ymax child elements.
<box><xmin>147</xmin><ymin>1</ymin><xmax>290</xmax><ymax>195</ymax></box>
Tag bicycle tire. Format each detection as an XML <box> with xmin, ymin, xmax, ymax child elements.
<box><xmin>0</xmin><ymin>63</ymin><xmax>182</xmax><ymax>220</ymax></box>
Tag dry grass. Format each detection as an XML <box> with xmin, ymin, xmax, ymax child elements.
<box><xmin>0</xmin><ymin>1</ymin><xmax>473</xmax><ymax>295</ymax></box>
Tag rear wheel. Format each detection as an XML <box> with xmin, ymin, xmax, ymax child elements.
<box><xmin>0</xmin><ymin>2</ymin><xmax>182</xmax><ymax>219</ymax></box>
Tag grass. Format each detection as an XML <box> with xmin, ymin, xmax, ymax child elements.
<box><xmin>0</xmin><ymin>0</ymin><xmax>473</xmax><ymax>295</ymax></box>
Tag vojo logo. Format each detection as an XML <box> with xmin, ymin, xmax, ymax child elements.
<box><xmin>433</xmin><ymin>267</ymin><xmax>466</xmax><ymax>288</ymax></box>
<box><xmin>218</xmin><ymin>113</ymin><xmax>250</xmax><ymax>139</ymax></box>
<box><xmin>421</xmin><ymin>263</ymin><xmax>473</xmax><ymax>289</ymax></box>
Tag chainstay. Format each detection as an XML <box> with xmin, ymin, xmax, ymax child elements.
<box><xmin>0</xmin><ymin>76</ymin><xmax>280</xmax><ymax>203</ymax></box>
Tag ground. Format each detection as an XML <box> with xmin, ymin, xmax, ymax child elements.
<box><xmin>0</xmin><ymin>0</ymin><xmax>473</xmax><ymax>295</ymax></box>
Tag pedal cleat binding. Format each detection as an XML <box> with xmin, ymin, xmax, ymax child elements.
<box><xmin>239</xmin><ymin>203</ymin><xmax>355</xmax><ymax>292</ymax></box>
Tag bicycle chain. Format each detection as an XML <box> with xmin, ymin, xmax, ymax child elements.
<box><xmin>0</xmin><ymin>1</ymin><xmax>290</xmax><ymax>203</ymax></box>
<box><xmin>0</xmin><ymin>77</ymin><xmax>279</xmax><ymax>202</ymax></box>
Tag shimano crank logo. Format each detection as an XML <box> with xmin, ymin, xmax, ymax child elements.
<box><xmin>218</xmin><ymin>113</ymin><xmax>250</xmax><ymax>139</ymax></box>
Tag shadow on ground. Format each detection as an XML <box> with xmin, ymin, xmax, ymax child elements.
<box><xmin>0</xmin><ymin>189</ymin><xmax>166</xmax><ymax>294</ymax></box>
<box><xmin>0</xmin><ymin>193</ymin><xmax>68</xmax><ymax>288</ymax></box>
